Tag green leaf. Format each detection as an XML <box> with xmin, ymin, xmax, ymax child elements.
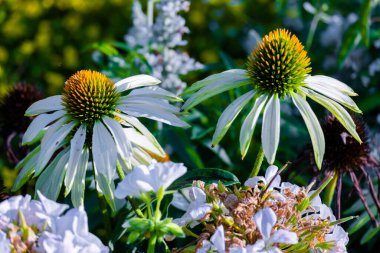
<box><xmin>169</xmin><ymin>168</ymin><xmax>240</xmax><ymax>190</ymax></box>
<box><xmin>337</xmin><ymin>23</ymin><xmax>361</xmax><ymax>68</ymax></box>
<box><xmin>348</xmin><ymin>212</ymin><xmax>370</xmax><ymax>234</ymax></box>
<box><xmin>361</xmin><ymin>225</ymin><xmax>380</xmax><ymax>244</ymax></box>
<box><xmin>359</xmin><ymin>0</ymin><xmax>372</xmax><ymax>47</ymax></box>
<box><xmin>84</xmin><ymin>42</ymin><xmax>119</xmax><ymax>56</ymax></box>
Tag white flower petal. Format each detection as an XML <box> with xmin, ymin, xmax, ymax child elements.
<box><xmin>121</xmin><ymin>97</ymin><xmax>180</xmax><ymax>113</ymax></box>
<box><xmin>118</xmin><ymin>104</ymin><xmax>189</xmax><ymax>127</ymax></box>
<box><xmin>265</xmin><ymin>165</ymin><xmax>281</xmax><ymax>189</ymax></box>
<box><xmin>71</xmin><ymin>148</ymin><xmax>89</xmax><ymax>208</ymax></box>
<box><xmin>254</xmin><ymin>208</ymin><xmax>276</xmax><ymax>240</ymax></box>
<box><xmin>13</xmin><ymin>146</ymin><xmax>40</xmax><ymax>191</ymax></box>
<box><xmin>36</xmin><ymin>149</ymin><xmax>70</xmax><ymax>200</ymax></box>
<box><xmin>92</xmin><ymin>121</ymin><xmax>117</xmax><ymax>181</ymax></box>
<box><xmin>0</xmin><ymin>231</ymin><xmax>11</xmax><ymax>253</ymax></box>
<box><xmin>25</xmin><ymin>95</ymin><xmax>64</xmax><ymax>116</ymax></box>
<box><xmin>148</xmin><ymin>162</ymin><xmax>187</xmax><ymax>191</ymax></box>
<box><xmin>37</xmin><ymin>191</ymin><xmax>69</xmax><ymax>216</ymax></box>
<box><xmin>306</xmin><ymin>75</ymin><xmax>357</xmax><ymax>97</ymax></box>
<box><xmin>212</xmin><ymin>91</ymin><xmax>255</xmax><ymax>146</ymax></box>
<box><xmin>240</xmin><ymin>95</ymin><xmax>268</xmax><ymax>159</ymax></box>
<box><xmin>270</xmin><ymin>229</ymin><xmax>298</xmax><ymax>245</ymax></box>
<box><xmin>210</xmin><ymin>225</ymin><xmax>225</xmax><ymax>252</ymax></box>
<box><xmin>244</xmin><ymin>176</ymin><xmax>266</xmax><ymax>188</ymax></box>
<box><xmin>301</xmin><ymin>87</ymin><xmax>362</xmax><ymax>143</ymax></box>
<box><xmin>262</xmin><ymin>95</ymin><xmax>280</xmax><ymax>164</ymax></box>
<box><xmin>36</xmin><ymin>121</ymin><xmax>76</xmax><ymax>175</ymax></box>
<box><xmin>127</xmin><ymin>86</ymin><xmax>183</xmax><ymax>102</ymax></box>
<box><xmin>292</xmin><ymin>92</ymin><xmax>325</xmax><ymax>169</ymax></box>
<box><xmin>182</xmin><ymin>69</ymin><xmax>247</xmax><ymax>96</ymax></box>
<box><xmin>182</xmin><ymin>70</ymin><xmax>250</xmax><ymax>110</ymax></box>
<box><xmin>305</xmin><ymin>77</ymin><xmax>361</xmax><ymax>113</ymax></box>
<box><xmin>115</xmin><ymin>74</ymin><xmax>160</xmax><ymax>92</ymax></box>
<box><xmin>23</xmin><ymin>110</ymin><xmax>65</xmax><ymax>145</ymax></box>
<box><xmin>124</xmin><ymin>128</ymin><xmax>163</xmax><ymax>156</ymax></box>
<box><xmin>64</xmin><ymin>125</ymin><xmax>86</xmax><ymax>195</ymax></box>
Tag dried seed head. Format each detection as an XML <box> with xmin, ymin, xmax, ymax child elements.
<box><xmin>247</xmin><ymin>29</ymin><xmax>311</xmax><ymax>98</ymax></box>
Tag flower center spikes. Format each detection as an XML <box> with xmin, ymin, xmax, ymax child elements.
<box><xmin>247</xmin><ymin>29</ymin><xmax>311</xmax><ymax>98</ymax></box>
<box><xmin>62</xmin><ymin>70</ymin><xmax>119</xmax><ymax>125</ymax></box>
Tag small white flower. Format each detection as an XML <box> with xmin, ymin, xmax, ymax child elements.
<box><xmin>245</xmin><ymin>208</ymin><xmax>298</xmax><ymax>253</ymax></box>
<box><xmin>173</xmin><ymin>187</ymin><xmax>213</xmax><ymax>227</ymax></box>
<box><xmin>197</xmin><ymin>225</ymin><xmax>225</xmax><ymax>253</ymax></box>
<box><xmin>245</xmin><ymin>165</ymin><xmax>281</xmax><ymax>189</ymax></box>
<box><xmin>115</xmin><ymin>161</ymin><xmax>187</xmax><ymax>198</ymax></box>
<box><xmin>0</xmin><ymin>230</ymin><xmax>10</xmax><ymax>253</ymax></box>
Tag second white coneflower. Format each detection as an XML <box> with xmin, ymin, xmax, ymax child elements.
<box><xmin>182</xmin><ymin>29</ymin><xmax>361</xmax><ymax>170</ymax></box>
<box><xmin>13</xmin><ymin>70</ymin><xmax>188</xmax><ymax>210</ymax></box>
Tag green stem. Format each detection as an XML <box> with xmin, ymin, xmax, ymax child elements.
<box><xmin>323</xmin><ymin>171</ymin><xmax>339</xmax><ymax>206</ymax></box>
<box><xmin>147</xmin><ymin>233</ymin><xmax>157</xmax><ymax>253</ymax></box>
<box><xmin>116</xmin><ymin>162</ymin><xmax>125</xmax><ymax>180</ymax></box>
<box><xmin>249</xmin><ymin>146</ymin><xmax>265</xmax><ymax>178</ymax></box>
<box><xmin>306</xmin><ymin>14</ymin><xmax>320</xmax><ymax>50</ymax></box>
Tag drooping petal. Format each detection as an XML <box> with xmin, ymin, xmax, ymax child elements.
<box><xmin>305</xmin><ymin>75</ymin><xmax>358</xmax><ymax>97</ymax></box>
<box><xmin>36</xmin><ymin>149</ymin><xmax>69</xmax><ymax>200</ymax></box>
<box><xmin>270</xmin><ymin>229</ymin><xmax>298</xmax><ymax>244</ymax></box>
<box><xmin>240</xmin><ymin>95</ymin><xmax>268</xmax><ymax>159</ymax></box>
<box><xmin>305</xmin><ymin>77</ymin><xmax>361</xmax><ymax>113</ymax></box>
<box><xmin>36</xmin><ymin>121</ymin><xmax>76</xmax><ymax>175</ymax></box>
<box><xmin>254</xmin><ymin>207</ymin><xmax>277</xmax><ymax>240</ymax></box>
<box><xmin>115</xmin><ymin>74</ymin><xmax>160</xmax><ymax>92</ymax></box>
<box><xmin>71</xmin><ymin>148</ymin><xmax>89</xmax><ymax>208</ymax></box>
<box><xmin>118</xmin><ymin>104</ymin><xmax>189</xmax><ymax>127</ymax></box>
<box><xmin>23</xmin><ymin>110</ymin><xmax>65</xmax><ymax>145</ymax></box>
<box><xmin>96</xmin><ymin>173</ymin><xmax>117</xmax><ymax>212</ymax></box>
<box><xmin>182</xmin><ymin>69</ymin><xmax>247</xmax><ymax>96</ymax></box>
<box><xmin>210</xmin><ymin>225</ymin><xmax>225</xmax><ymax>252</ymax></box>
<box><xmin>301</xmin><ymin>87</ymin><xmax>361</xmax><ymax>143</ymax></box>
<box><xmin>124</xmin><ymin>128</ymin><xmax>163</xmax><ymax>157</ymax></box>
<box><xmin>12</xmin><ymin>146</ymin><xmax>41</xmax><ymax>191</ymax></box>
<box><xmin>92</xmin><ymin>121</ymin><xmax>117</xmax><ymax>181</ymax></box>
<box><xmin>64</xmin><ymin>125</ymin><xmax>86</xmax><ymax>195</ymax></box>
<box><xmin>212</xmin><ymin>91</ymin><xmax>255</xmax><ymax>146</ymax></box>
<box><xmin>292</xmin><ymin>92</ymin><xmax>325</xmax><ymax>169</ymax></box>
<box><xmin>265</xmin><ymin>165</ymin><xmax>281</xmax><ymax>189</ymax></box>
<box><xmin>120</xmin><ymin>97</ymin><xmax>180</xmax><ymax>113</ymax></box>
<box><xmin>127</xmin><ymin>86</ymin><xmax>183</xmax><ymax>102</ymax></box>
<box><xmin>25</xmin><ymin>95</ymin><xmax>64</xmax><ymax>116</ymax></box>
<box><xmin>182</xmin><ymin>72</ymin><xmax>250</xmax><ymax>110</ymax></box>
<box><xmin>262</xmin><ymin>95</ymin><xmax>280</xmax><ymax>164</ymax></box>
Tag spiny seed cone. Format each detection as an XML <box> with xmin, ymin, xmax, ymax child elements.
<box><xmin>0</xmin><ymin>83</ymin><xmax>42</xmax><ymax>137</ymax></box>
<box><xmin>247</xmin><ymin>29</ymin><xmax>311</xmax><ymax>98</ymax></box>
<box><xmin>320</xmin><ymin>114</ymin><xmax>371</xmax><ymax>173</ymax></box>
<box><xmin>62</xmin><ymin>70</ymin><xmax>119</xmax><ymax>125</ymax></box>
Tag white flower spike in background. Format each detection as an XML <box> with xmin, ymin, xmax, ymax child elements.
<box><xmin>14</xmin><ymin>70</ymin><xmax>188</xmax><ymax>209</ymax></box>
<box><xmin>0</xmin><ymin>191</ymin><xmax>108</xmax><ymax>253</ymax></box>
<box><xmin>182</xmin><ymin>29</ymin><xmax>361</xmax><ymax>168</ymax></box>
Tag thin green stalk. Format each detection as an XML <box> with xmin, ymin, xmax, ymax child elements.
<box><xmin>323</xmin><ymin>171</ymin><xmax>339</xmax><ymax>206</ymax></box>
<box><xmin>147</xmin><ymin>233</ymin><xmax>157</xmax><ymax>253</ymax></box>
<box><xmin>306</xmin><ymin>14</ymin><xmax>320</xmax><ymax>50</ymax></box>
<box><xmin>116</xmin><ymin>162</ymin><xmax>125</xmax><ymax>180</ymax></box>
<box><xmin>249</xmin><ymin>145</ymin><xmax>265</xmax><ymax>178</ymax></box>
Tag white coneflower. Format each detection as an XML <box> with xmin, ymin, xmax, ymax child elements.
<box><xmin>182</xmin><ymin>29</ymin><xmax>361</xmax><ymax>168</ymax></box>
<box><xmin>13</xmin><ymin>70</ymin><xmax>188</xmax><ymax>209</ymax></box>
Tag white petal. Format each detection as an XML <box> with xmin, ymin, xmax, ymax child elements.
<box><xmin>240</xmin><ymin>95</ymin><xmax>268</xmax><ymax>159</ymax></box>
<box><xmin>124</xmin><ymin>128</ymin><xmax>163</xmax><ymax>156</ymax></box>
<box><xmin>305</xmin><ymin>77</ymin><xmax>361</xmax><ymax>113</ymax></box>
<box><xmin>95</xmin><ymin>173</ymin><xmax>117</xmax><ymax>212</ymax></box>
<box><xmin>244</xmin><ymin>176</ymin><xmax>266</xmax><ymax>188</ymax></box>
<box><xmin>25</xmin><ymin>95</ymin><xmax>64</xmax><ymax>116</ymax></box>
<box><xmin>12</xmin><ymin>147</ymin><xmax>40</xmax><ymax>191</ymax></box>
<box><xmin>292</xmin><ymin>92</ymin><xmax>325</xmax><ymax>169</ymax></box>
<box><xmin>265</xmin><ymin>165</ymin><xmax>281</xmax><ymax>189</ymax></box>
<box><xmin>306</xmin><ymin>75</ymin><xmax>357</xmax><ymax>96</ymax></box>
<box><xmin>64</xmin><ymin>125</ymin><xmax>87</xmax><ymax>195</ymax></box>
<box><xmin>120</xmin><ymin>96</ymin><xmax>180</xmax><ymax>113</ymax></box>
<box><xmin>92</xmin><ymin>121</ymin><xmax>117</xmax><ymax>180</ymax></box>
<box><xmin>23</xmin><ymin>110</ymin><xmax>65</xmax><ymax>145</ymax></box>
<box><xmin>182</xmin><ymin>71</ymin><xmax>250</xmax><ymax>110</ymax></box>
<box><xmin>254</xmin><ymin>207</ymin><xmax>276</xmax><ymax>240</ymax></box>
<box><xmin>148</xmin><ymin>162</ymin><xmax>187</xmax><ymax>191</ymax></box>
<box><xmin>115</xmin><ymin>74</ymin><xmax>160</xmax><ymax>92</ymax></box>
<box><xmin>127</xmin><ymin>86</ymin><xmax>183</xmax><ymax>102</ymax></box>
<box><xmin>36</xmin><ymin>149</ymin><xmax>70</xmax><ymax>200</ymax></box>
<box><xmin>103</xmin><ymin>116</ymin><xmax>132</xmax><ymax>166</ymax></box>
<box><xmin>71</xmin><ymin>148</ymin><xmax>89</xmax><ymax>207</ymax></box>
<box><xmin>37</xmin><ymin>191</ymin><xmax>69</xmax><ymax>216</ymax></box>
<box><xmin>301</xmin><ymin>87</ymin><xmax>362</xmax><ymax>143</ymax></box>
<box><xmin>36</xmin><ymin>121</ymin><xmax>76</xmax><ymax>175</ymax></box>
<box><xmin>182</xmin><ymin>69</ymin><xmax>247</xmax><ymax>96</ymax></box>
<box><xmin>270</xmin><ymin>229</ymin><xmax>298</xmax><ymax>244</ymax></box>
<box><xmin>261</xmin><ymin>95</ymin><xmax>280</xmax><ymax>164</ymax></box>
<box><xmin>210</xmin><ymin>225</ymin><xmax>225</xmax><ymax>252</ymax></box>
<box><xmin>212</xmin><ymin>91</ymin><xmax>255</xmax><ymax>146</ymax></box>
<box><xmin>114</xmin><ymin>112</ymin><xmax>164</xmax><ymax>155</ymax></box>
<box><xmin>118</xmin><ymin>104</ymin><xmax>189</xmax><ymax>127</ymax></box>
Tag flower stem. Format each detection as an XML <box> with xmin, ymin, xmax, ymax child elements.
<box><xmin>306</xmin><ymin>14</ymin><xmax>320</xmax><ymax>50</ymax></box>
<box><xmin>116</xmin><ymin>162</ymin><xmax>125</xmax><ymax>180</ymax></box>
<box><xmin>147</xmin><ymin>233</ymin><xmax>157</xmax><ymax>253</ymax></box>
<box><xmin>323</xmin><ymin>171</ymin><xmax>339</xmax><ymax>206</ymax></box>
<box><xmin>147</xmin><ymin>0</ymin><xmax>154</xmax><ymax>27</ymax></box>
<box><xmin>249</xmin><ymin>146</ymin><xmax>265</xmax><ymax>178</ymax></box>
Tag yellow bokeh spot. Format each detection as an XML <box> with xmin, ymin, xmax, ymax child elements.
<box><xmin>0</xmin><ymin>46</ymin><xmax>9</xmax><ymax>62</ymax></box>
<box><xmin>20</xmin><ymin>41</ymin><xmax>35</xmax><ymax>55</ymax></box>
<box><xmin>1</xmin><ymin>167</ymin><xmax>17</xmax><ymax>189</ymax></box>
<box><xmin>63</xmin><ymin>46</ymin><xmax>79</xmax><ymax>68</ymax></box>
<box><xmin>45</xmin><ymin>72</ymin><xmax>65</xmax><ymax>94</ymax></box>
